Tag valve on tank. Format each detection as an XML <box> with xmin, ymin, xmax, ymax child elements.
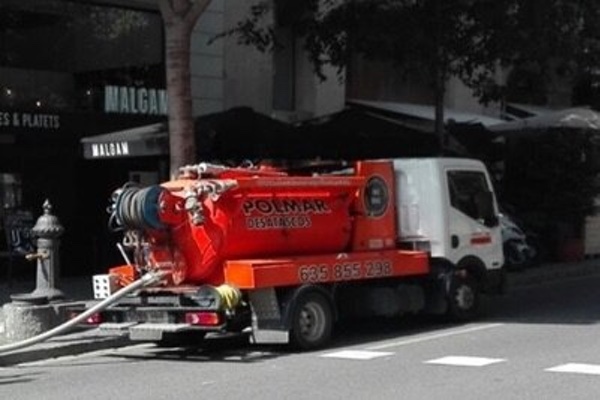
<box><xmin>183</xmin><ymin>186</ymin><xmax>204</xmax><ymax>225</ymax></box>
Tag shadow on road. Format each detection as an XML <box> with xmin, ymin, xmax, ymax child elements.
<box><xmin>486</xmin><ymin>274</ymin><xmax>600</xmax><ymax>325</ymax></box>
<box><xmin>0</xmin><ymin>371</ymin><xmax>43</xmax><ymax>386</ymax></box>
<box><xmin>111</xmin><ymin>333</ymin><xmax>286</xmax><ymax>364</ymax></box>
<box><xmin>109</xmin><ymin>316</ymin><xmax>477</xmax><ymax>364</ymax></box>
<box><xmin>102</xmin><ymin>273</ymin><xmax>600</xmax><ymax>363</ymax></box>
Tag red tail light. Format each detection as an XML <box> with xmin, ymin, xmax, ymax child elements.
<box><xmin>68</xmin><ymin>311</ymin><xmax>102</xmax><ymax>325</ymax></box>
<box><xmin>185</xmin><ymin>311</ymin><xmax>221</xmax><ymax>326</ymax></box>
<box><xmin>85</xmin><ymin>313</ymin><xmax>103</xmax><ymax>325</ymax></box>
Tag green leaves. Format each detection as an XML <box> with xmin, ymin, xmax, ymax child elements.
<box><xmin>502</xmin><ymin>130</ymin><xmax>599</xmax><ymax>239</ymax></box>
<box><xmin>221</xmin><ymin>0</ymin><xmax>600</xmax><ymax>114</ymax></box>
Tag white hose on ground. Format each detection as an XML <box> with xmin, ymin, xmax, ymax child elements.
<box><xmin>0</xmin><ymin>270</ymin><xmax>167</xmax><ymax>354</ymax></box>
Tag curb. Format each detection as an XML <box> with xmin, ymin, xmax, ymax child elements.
<box><xmin>0</xmin><ymin>331</ymin><xmax>132</xmax><ymax>366</ymax></box>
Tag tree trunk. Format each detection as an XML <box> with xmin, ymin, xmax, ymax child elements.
<box><xmin>434</xmin><ymin>70</ymin><xmax>446</xmax><ymax>155</ymax></box>
<box><xmin>159</xmin><ymin>0</ymin><xmax>212</xmax><ymax>178</ymax></box>
<box><xmin>165</xmin><ymin>21</ymin><xmax>195</xmax><ymax>178</ymax></box>
<box><xmin>433</xmin><ymin>0</ymin><xmax>446</xmax><ymax>156</ymax></box>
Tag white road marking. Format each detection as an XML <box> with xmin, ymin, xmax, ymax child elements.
<box><xmin>425</xmin><ymin>355</ymin><xmax>506</xmax><ymax>367</ymax></box>
<box><xmin>366</xmin><ymin>323</ymin><xmax>505</xmax><ymax>351</ymax></box>
<box><xmin>546</xmin><ymin>363</ymin><xmax>600</xmax><ymax>375</ymax></box>
<box><xmin>321</xmin><ymin>350</ymin><xmax>394</xmax><ymax>360</ymax></box>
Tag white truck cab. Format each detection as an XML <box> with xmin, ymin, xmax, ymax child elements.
<box><xmin>394</xmin><ymin>158</ymin><xmax>505</xmax><ymax>293</ymax></box>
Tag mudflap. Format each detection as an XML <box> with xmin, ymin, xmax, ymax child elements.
<box><xmin>248</xmin><ymin>288</ymin><xmax>289</xmax><ymax>344</ymax></box>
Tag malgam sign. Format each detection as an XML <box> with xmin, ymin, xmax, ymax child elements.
<box><xmin>104</xmin><ymin>85</ymin><xmax>168</xmax><ymax>116</ymax></box>
<box><xmin>89</xmin><ymin>141</ymin><xmax>130</xmax><ymax>158</ymax></box>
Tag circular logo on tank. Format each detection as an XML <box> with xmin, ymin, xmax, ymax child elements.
<box><xmin>364</xmin><ymin>176</ymin><xmax>389</xmax><ymax>217</ymax></box>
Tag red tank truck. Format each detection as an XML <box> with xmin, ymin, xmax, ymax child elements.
<box><xmin>73</xmin><ymin>158</ymin><xmax>505</xmax><ymax>350</ymax></box>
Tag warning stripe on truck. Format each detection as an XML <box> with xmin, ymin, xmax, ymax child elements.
<box><xmin>471</xmin><ymin>233</ymin><xmax>492</xmax><ymax>245</ymax></box>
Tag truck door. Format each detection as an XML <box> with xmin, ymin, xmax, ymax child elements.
<box><xmin>445</xmin><ymin>169</ymin><xmax>503</xmax><ymax>270</ymax></box>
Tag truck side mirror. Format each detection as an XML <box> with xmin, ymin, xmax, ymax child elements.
<box><xmin>474</xmin><ymin>191</ymin><xmax>499</xmax><ymax>228</ymax></box>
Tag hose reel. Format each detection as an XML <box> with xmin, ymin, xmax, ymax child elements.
<box><xmin>108</xmin><ymin>184</ymin><xmax>166</xmax><ymax>231</ymax></box>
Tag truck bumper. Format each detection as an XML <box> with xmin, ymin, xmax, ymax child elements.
<box><xmin>98</xmin><ymin>322</ymin><xmax>201</xmax><ymax>341</ymax></box>
<box><xmin>64</xmin><ymin>302</ymin><xmax>234</xmax><ymax>341</ymax></box>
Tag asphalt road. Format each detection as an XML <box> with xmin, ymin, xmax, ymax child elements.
<box><xmin>2</xmin><ymin>274</ymin><xmax>600</xmax><ymax>400</ymax></box>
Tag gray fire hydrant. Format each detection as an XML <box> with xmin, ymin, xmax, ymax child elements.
<box><xmin>4</xmin><ymin>200</ymin><xmax>66</xmax><ymax>341</ymax></box>
<box><xmin>27</xmin><ymin>199</ymin><xmax>65</xmax><ymax>301</ymax></box>
<box><xmin>11</xmin><ymin>199</ymin><xmax>65</xmax><ymax>303</ymax></box>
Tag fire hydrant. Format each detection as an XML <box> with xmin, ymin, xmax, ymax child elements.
<box><xmin>25</xmin><ymin>199</ymin><xmax>65</xmax><ymax>302</ymax></box>
<box><xmin>5</xmin><ymin>200</ymin><xmax>66</xmax><ymax>340</ymax></box>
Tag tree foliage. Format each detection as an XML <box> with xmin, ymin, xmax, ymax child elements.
<box><xmin>223</xmin><ymin>0</ymin><xmax>600</xmax><ymax>107</ymax></box>
<box><xmin>501</xmin><ymin>130</ymin><xmax>599</xmax><ymax>259</ymax></box>
<box><xmin>498</xmin><ymin>0</ymin><xmax>600</xmax><ymax>104</ymax></box>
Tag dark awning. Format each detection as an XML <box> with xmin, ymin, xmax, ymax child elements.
<box><xmin>80</xmin><ymin>107</ymin><xmax>294</xmax><ymax>161</ymax></box>
<box><xmin>347</xmin><ymin>99</ymin><xmax>505</xmax><ymax>127</ymax></box>
<box><xmin>488</xmin><ymin>108</ymin><xmax>600</xmax><ymax>134</ymax></box>
<box><xmin>293</xmin><ymin>107</ymin><xmax>442</xmax><ymax>158</ymax></box>
<box><xmin>81</xmin><ymin>122</ymin><xmax>168</xmax><ymax>159</ymax></box>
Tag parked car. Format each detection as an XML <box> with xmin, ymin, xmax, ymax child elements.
<box><xmin>500</xmin><ymin>211</ymin><xmax>538</xmax><ymax>271</ymax></box>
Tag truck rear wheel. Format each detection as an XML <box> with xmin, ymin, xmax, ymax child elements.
<box><xmin>446</xmin><ymin>274</ymin><xmax>480</xmax><ymax>321</ymax></box>
<box><xmin>290</xmin><ymin>291</ymin><xmax>333</xmax><ymax>350</ymax></box>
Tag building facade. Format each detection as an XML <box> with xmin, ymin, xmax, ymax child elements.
<box><xmin>0</xmin><ymin>0</ymin><xmax>168</xmax><ymax>275</ymax></box>
<box><xmin>0</xmin><ymin>0</ymin><xmax>524</xmax><ymax>277</ymax></box>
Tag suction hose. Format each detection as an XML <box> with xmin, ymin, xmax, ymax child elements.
<box><xmin>0</xmin><ymin>270</ymin><xmax>167</xmax><ymax>354</ymax></box>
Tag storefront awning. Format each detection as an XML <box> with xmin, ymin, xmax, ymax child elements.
<box><xmin>347</xmin><ymin>99</ymin><xmax>506</xmax><ymax>127</ymax></box>
<box><xmin>488</xmin><ymin>108</ymin><xmax>600</xmax><ymax>134</ymax></box>
<box><xmin>503</xmin><ymin>103</ymin><xmax>558</xmax><ymax>119</ymax></box>
<box><xmin>341</xmin><ymin>99</ymin><xmax>507</xmax><ymax>157</ymax></box>
<box><xmin>81</xmin><ymin>122</ymin><xmax>168</xmax><ymax>159</ymax></box>
<box><xmin>294</xmin><ymin>106</ymin><xmax>442</xmax><ymax>158</ymax></box>
<box><xmin>80</xmin><ymin>107</ymin><xmax>296</xmax><ymax>161</ymax></box>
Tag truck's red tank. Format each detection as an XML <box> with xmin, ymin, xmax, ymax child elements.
<box><xmin>160</xmin><ymin>176</ymin><xmax>363</xmax><ymax>285</ymax></box>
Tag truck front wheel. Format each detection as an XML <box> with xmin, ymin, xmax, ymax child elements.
<box><xmin>290</xmin><ymin>291</ymin><xmax>333</xmax><ymax>350</ymax></box>
<box><xmin>446</xmin><ymin>274</ymin><xmax>480</xmax><ymax>321</ymax></box>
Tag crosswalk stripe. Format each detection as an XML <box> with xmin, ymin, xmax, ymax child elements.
<box><xmin>425</xmin><ymin>356</ymin><xmax>506</xmax><ymax>367</ymax></box>
<box><xmin>546</xmin><ymin>363</ymin><xmax>600</xmax><ymax>375</ymax></box>
<box><xmin>320</xmin><ymin>350</ymin><xmax>394</xmax><ymax>360</ymax></box>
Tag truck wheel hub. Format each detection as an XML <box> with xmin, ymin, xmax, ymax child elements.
<box><xmin>299</xmin><ymin>302</ymin><xmax>326</xmax><ymax>340</ymax></box>
<box><xmin>455</xmin><ymin>285</ymin><xmax>475</xmax><ymax>310</ymax></box>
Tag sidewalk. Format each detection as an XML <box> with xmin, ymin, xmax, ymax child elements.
<box><xmin>0</xmin><ymin>275</ymin><xmax>94</xmax><ymax>306</ymax></box>
<box><xmin>0</xmin><ymin>275</ymin><xmax>132</xmax><ymax>366</ymax></box>
<box><xmin>1</xmin><ymin>260</ymin><xmax>599</xmax><ymax>366</ymax></box>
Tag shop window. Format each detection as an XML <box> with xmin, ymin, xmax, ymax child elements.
<box><xmin>0</xmin><ymin>0</ymin><xmax>164</xmax><ymax>112</ymax></box>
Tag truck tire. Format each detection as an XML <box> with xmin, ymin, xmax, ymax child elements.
<box><xmin>446</xmin><ymin>274</ymin><xmax>480</xmax><ymax>321</ymax></box>
<box><xmin>290</xmin><ymin>291</ymin><xmax>333</xmax><ymax>350</ymax></box>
